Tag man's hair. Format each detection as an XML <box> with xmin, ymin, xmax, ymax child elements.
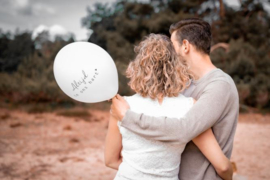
<box><xmin>169</xmin><ymin>18</ymin><xmax>212</xmax><ymax>55</ymax></box>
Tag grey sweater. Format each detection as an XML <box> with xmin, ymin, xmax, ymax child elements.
<box><xmin>120</xmin><ymin>68</ymin><xmax>239</xmax><ymax>180</ymax></box>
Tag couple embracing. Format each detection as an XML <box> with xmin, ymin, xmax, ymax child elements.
<box><xmin>105</xmin><ymin>18</ymin><xmax>239</xmax><ymax>180</ymax></box>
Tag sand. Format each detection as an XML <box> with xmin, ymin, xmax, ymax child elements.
<box><xmin>0</xmin><ymin>108</ymin><xmax>269</xmax><ymax>180</ymax></box>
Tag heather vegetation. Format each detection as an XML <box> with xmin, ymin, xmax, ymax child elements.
<box><xmin>0</xmin><ymin>0</ymin><xmax>269</xmax><ymax>111</ymax></box>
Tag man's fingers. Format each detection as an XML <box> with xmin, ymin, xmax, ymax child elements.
<box><xmin>116</xmin><ymin>94</ymin><xmax>125</xmax><ymax>101</ymax></box>
<box><xmin>109</xmin><ymin>94</ymin><xmax>118</xmax><ymax>102</ymax></box>
<box><xmin>112</xmin><ymin>96</ymin><xmax>119</xmax><ymax>103</ymax></box>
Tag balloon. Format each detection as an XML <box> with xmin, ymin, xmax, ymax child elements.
<box><xmin>53</xmin><ymin>42</ymin><xmax>118</xmax><ymax>103</ymax></box>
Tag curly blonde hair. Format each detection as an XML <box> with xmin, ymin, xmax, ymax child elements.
<box><xmin>125</xmin><ymin>33</ymin><xmax>191</xmax><ymax>100</ymax></box>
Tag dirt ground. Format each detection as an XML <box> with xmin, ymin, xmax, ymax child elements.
<box><xmin>0</xmin><ymin>108</ymin><xmax>269</xmax><ymax>180</ymax></box>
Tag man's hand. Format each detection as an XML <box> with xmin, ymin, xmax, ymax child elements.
<box><xmin>110</xmin><ymin>94</ymin><xmax>130</xmax><ymax>121</ymax></box>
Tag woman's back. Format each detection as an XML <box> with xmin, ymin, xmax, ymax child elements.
<box><xmin>115</xmin><ymin>93</ymin><xmax>193</xmax><ymax>180</ymax></box>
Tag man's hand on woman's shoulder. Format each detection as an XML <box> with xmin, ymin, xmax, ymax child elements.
<box><xmin>110</xmin><ymin>94</ymin><xmax>130</xmax><ymax>121</ymax></box>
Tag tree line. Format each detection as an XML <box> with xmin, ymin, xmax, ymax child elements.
<box><xmin>0</xmin><ymin>0</ymin><xmax>269</xmax><ymax>111</ymax></box>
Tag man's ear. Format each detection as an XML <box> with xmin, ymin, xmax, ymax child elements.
<box><xmin>182</xmin><ymin>39</ymin><xmax>190</xmax><ymax>54</ymax></box>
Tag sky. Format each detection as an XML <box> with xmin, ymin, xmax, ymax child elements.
<box><xmin>0</xmin><ymin>0</ymin><xmax>269</xmax><ymax>41</ymax></box>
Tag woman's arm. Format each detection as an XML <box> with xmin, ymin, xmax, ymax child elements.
<box><xmin>104</xmin><ymin>112</ymin><xmax>123</xmax><ymax>170</ymax></box>
<box><xmin>191</xmin><ymin>99</ymin><xmax>232</xmax><ymax>180</ymax></box>
<box><xmin>192</xmin><ymin>129</ymin><xmax>233</xmax><ymax>180</ymax></box>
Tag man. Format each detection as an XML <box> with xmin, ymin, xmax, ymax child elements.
<box><xmin>110</xmin><ymin>18</ymin><xmax>239</xmax><ymax>180</ymax></box>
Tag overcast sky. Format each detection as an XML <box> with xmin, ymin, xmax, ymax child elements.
<box><xmin>0</xmin><ymin>0</ymin><xmax>268</xmax><ymax>41</ymax></box>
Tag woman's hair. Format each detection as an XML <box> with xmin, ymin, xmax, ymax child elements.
<box><xmin>125</xmin><ymin>33</ymin><xmax>191</xmax><ymax>100</ymax></box>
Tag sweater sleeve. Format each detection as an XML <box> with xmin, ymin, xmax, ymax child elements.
<box><xmin>119</xmin><ymin>80</ymin><xmax>233</xmax><ymax>144</ymax></box>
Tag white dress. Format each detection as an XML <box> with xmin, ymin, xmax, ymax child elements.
<box><xmin>114</xmin><ymin>93</ymin><xmax>194</xmax><ymax>180</ymax></box>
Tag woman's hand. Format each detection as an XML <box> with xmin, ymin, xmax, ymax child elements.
<box><xmin>193</xmin><ymin>129</ymin><xmax>233</xmax><ymax>180</ymax></box>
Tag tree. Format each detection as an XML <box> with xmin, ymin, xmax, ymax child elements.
<box><xmin>0</xmin><ymin>30</ymin><xmax>34</xmax><ymax>72</ymax></box>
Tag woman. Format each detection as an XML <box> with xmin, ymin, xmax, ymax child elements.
<box><xmin>105</xmin><ymin>34</ymin><xmax>231</xmax><ymax>180</ymax></box>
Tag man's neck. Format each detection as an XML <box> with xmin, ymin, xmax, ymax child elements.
<box><xmin>188</xmin><ymin>53</ymin><xmax>216</xmax><ymax>80</ymax></box>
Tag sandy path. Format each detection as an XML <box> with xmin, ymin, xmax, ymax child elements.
<box><xmin>231</xmin><ymin>114</ymin><xmax>270</xmax><ymax>180</ymax></box>
<box><xmin>0</xmin><ymin>108</ymin><xmax>117</xmax><ymax>180</ymax></box>
<box><xmin>0</xmin><ymin>108</ymin><xmax>269</xmax><ymax>180</ymax></box>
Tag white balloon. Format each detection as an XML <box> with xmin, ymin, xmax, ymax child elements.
<box><xmin>53</xmin><ymin>42</ymin><xmax>118</xmax><ymax>103</ymax></box>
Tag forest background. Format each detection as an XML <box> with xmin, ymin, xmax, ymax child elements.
<box><xmin>0</xmin><ymin>0</ymin><xmax>269</xmax><ymax>112</ymax></box>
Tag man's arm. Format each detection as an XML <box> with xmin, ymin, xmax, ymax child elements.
<box><xmin>119</xmin><ymin>80</ymin><xmax>232</xmax><ymax>144</ymax></box>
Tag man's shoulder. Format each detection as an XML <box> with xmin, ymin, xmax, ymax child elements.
<box><xmin>208</xmin><ymin>69</ymin><xmax>237</xmax><ymax>89</ymax></box>
<box><xmin>209</xmin><ymin>68</ymin><xmax>231</xmax><ymax>81</ymax></box>
<box><xmin>208</xmin><ymin>70</ymin><xmax>239</xmax><ymax>103</ymax></box>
